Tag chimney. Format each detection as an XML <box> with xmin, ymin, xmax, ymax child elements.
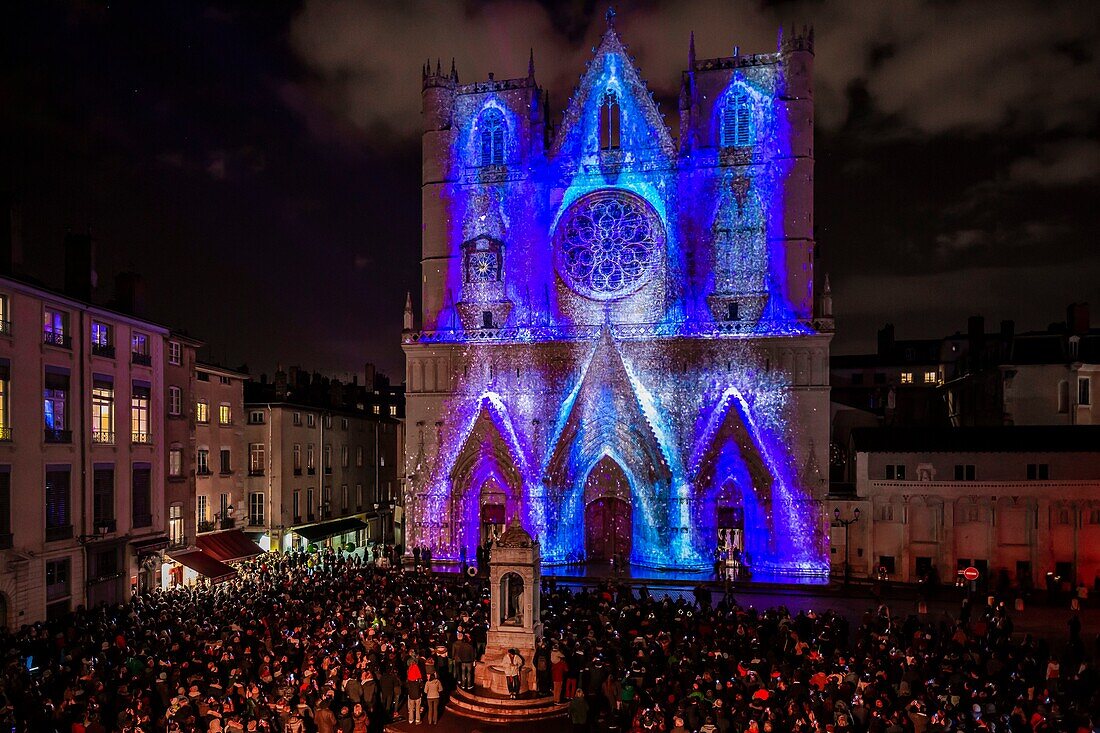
<box><xmin>274</xmin><ymin>367</ymin><xmax>288</xmax><ymax>399</ymax></box>
<box><xmin>64</xmin><ymin>231</ymin><xmax>96</xmax><ymax>302</ymax></box>
<box><xmin>967</xmin><ymin>315</ymin><xmax>985</xmax><ymax>344</ymax></box>
<box><xmin>877</xmin><ymin>323</ymin><xmax>895</xmax><ymax>357</ymax></box>
<box><xmin>1067</xmin><ymin>302</ymin><xmax>1090</xmax><ymax>335</ymax></box>
<box><xmin>114</xmin><ymin>272</ymin><xmax>147</xmax><ymax>316</ymax></box>
<box><xmin>365</xmin><ymin>362</ymin><xmax>377</xmax><ymax>389</ymax></box>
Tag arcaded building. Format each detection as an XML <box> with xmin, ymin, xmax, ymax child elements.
<box><xmin>403</xmin><ymin>18</ymin><xmax>831</xmax><ymax>574</ymax></box>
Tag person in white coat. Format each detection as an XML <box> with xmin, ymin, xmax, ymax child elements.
<box><xmin>502</xmin><ymin>648</ymin><xmax>524</xmax><ymax>698</ymax></box>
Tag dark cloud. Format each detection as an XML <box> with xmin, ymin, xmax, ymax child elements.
<box><xmin>1</xmin><ymin>0</ymin><xmax>1097</xmax><ymax>374</ymax></box>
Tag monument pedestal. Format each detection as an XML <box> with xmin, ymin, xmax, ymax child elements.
<box><xmin>448</xmin><ymin>518</ymin><xmax>566</xmax><ymax>722</ymax></box>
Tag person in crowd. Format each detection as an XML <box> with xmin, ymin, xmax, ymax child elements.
<box><xmin>0</xmin><ymin>547</ymin><xmax>1096</xmax><ymax>733</ymax></box>
<box><xmin>423</xmin><ymin>673</ymin><xmax>443</xmax><ymax>725</ymax></box>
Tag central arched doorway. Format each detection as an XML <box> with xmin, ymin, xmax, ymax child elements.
<box><xmin>583</xmin><ymin>456</ymin><xmax>631</xmax><ymax>563</ymax></box>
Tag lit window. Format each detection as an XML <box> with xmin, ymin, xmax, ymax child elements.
<box><xmin>169</xmin><ymin>447</ymin><xmax>183</xmax><ymax>477</ymax></box>
<box><xmin>389</xmin><ymin>405</ymin><xmax>397</xmax><ymax>416</ymax></box>
<box><xmin>900</xmin><ymin>372</ymin><xmax>914</xmax><ymax>384</ymax></box>
<box><xmin>168</xmin><ymin>340</ymin><xmax>181</xmax><ymax>365</ymax></box>
<box><xmin>218</xmin><ymin>403</ymin><xmax>231</xmax><ymax>425</ymax></box>
<box><xmin>249</xmin><ymin>443</ymin><xmax>265</xmax><ymax>475</ymax></box>
<box><xmin>131</xmin><ymin>331</ymin><xmax>148</xmax><ymax>356</ymax></box>
<box><xmin>91</xmin><ymin>322</ymin><xmax>111</xmax><ymax>349</ymax></box>
<box><xmin>372</xmin><ymin>405</ymin><xmax>380</xmax><ymax>415</ymax></box>
<box><xmin>599</xmin><ymin>90</ymin><xmax>620</xmax><ymax>150</ymax></box>
<box><xmin>43</xmin><ymin>308</ymin><xmax>69</xmax><ymax>347</ymax></box>
<box><xmin>91</xmin><ymin>380</ymin><xmax>113</xmax><ymax>444</ymax></box>
<box><xmin>195</xmin><ymin>400</ymin><xmax>208</xmax><ymax>423</ymax></box>
<box><xmin>721</xmin><ymin>90</ymin><xmax>752</xmax><ymax>147</ymax></box>
<box><xmin>131</xmin><ymin>384</ymin><xmax>150</xmax><ymax>443</ymax></box>
<box><xmin>479</xmin><ymin>108</ymin><xmax>506</xmax><ymax>166</ymax></box>
<box><xmin>924</xmin><ymin>371</ymin><xmax>938</xmax><ymax>384</ymax></box>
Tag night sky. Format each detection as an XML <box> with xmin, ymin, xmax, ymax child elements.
<box><xmin>3</xmin><ymin>1</ymin><xmax>1098</xmax><ymax>380</ymax></box>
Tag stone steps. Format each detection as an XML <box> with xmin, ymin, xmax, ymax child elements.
<box><xmin>446</xmin><ymin>687</ymin><xmax>569</xmax><ymax>723</ymax></box>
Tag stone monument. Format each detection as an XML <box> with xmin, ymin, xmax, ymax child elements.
<box><xmin>475</xmin><ymin>517</ymin><xmax>541</xmax><ymax>694</ymax></box>
<box><xmin>448</xmin><ymin>518</ymin><xmax>566</xmax><ymax>722</ymax></box>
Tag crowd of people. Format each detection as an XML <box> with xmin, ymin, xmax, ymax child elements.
<box><xmin>0</xmin><ymin>548</ymin><xmax>1095</xmax><ymax>733</ymax></box>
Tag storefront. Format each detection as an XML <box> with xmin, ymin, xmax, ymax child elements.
<box><xmin>290</xmin><ymin>517</ymin><xmax>367</xmax><ymax>553</ymax></box>
<box><xmin>195</xmin><ymin>529</ymin><xmax>264</xmax><ymax>564</ymax></box>
<box><xmin>130</xmin><ymin>535</ymin><xmax>169</xmax><ymax>595</ymax></box>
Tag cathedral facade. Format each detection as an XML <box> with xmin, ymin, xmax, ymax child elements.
<box><xmin>403</xmin><ymin>18</ymin><xmax>831</xmax><ymax>574</ymax></box>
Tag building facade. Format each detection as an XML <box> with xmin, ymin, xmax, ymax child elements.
<box><xmin>244</xmin><ymin>374</ymin><xmax>401</xmax><ymax>555</ymax></box>
<box><xmin>192</xmin><ymin>363</ymin><xmax>248</xmax><ymax>535</ymax></box>
<box><xmin>403</xmin><ymin>19</ymin><xmax>831</xmax><ymax>573</ymax></box>
<box><xmin>828</xmin><ymin>426</ymin><xmax>1100</xmax><ymax>589</ymax></box>
<box><xmin>0</xmin><ymin>274</ymin><xmax>168</xmax><ymax>625</ymax></box>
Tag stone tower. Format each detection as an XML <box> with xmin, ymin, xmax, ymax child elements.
<box><xmin>404</xmin><ymin>18</ymin><xmax>831</xmax><ymax>577</ymax></box>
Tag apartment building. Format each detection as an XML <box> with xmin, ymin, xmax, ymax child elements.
<box><xmin>0</xmin><ymin>268</ymin><xmax>168</xmax><ymax>624</ymax></box>
<box><xmin>244</xmin><ymin>374</ymin><xmax>401</xmax><ymax>555</ymax></box>
<box><xmin>828</xmin><ymin>426</ymin><xmax>1100</xmax><ymax>590</ymax></box>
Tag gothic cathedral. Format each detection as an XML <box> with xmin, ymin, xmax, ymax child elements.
<box><xmin>403</xmin><ymin>17</ymin><xmax>831</xmax><ymax>575</ymax></box>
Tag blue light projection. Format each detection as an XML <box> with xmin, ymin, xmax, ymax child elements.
<box><xmin>407</xmin><ymin>22</ymin><xmax>828</xmax><ymax>577</ymax></box>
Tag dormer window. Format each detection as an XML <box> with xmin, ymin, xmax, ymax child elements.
<box><xmin>721</xmin><ymin>91</ymin><xmax>752</xmax><ymax>148</ymax></box>
<box><xmin>600</xmin><ymin>90</ymin><xmax>621</xmax><ymax>150</ymax></box>
<box><xmin>479</xmin><ymin>108</ymin><xmax>505</xmax><ymax>167</ymax></box>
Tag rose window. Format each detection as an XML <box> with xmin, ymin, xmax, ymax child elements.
<box><xmin>555</xmin><ymin>190</ymin><xmax>663</xmax><ymax>300</ymax></box>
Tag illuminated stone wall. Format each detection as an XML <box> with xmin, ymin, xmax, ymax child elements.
<box><xmin>404</xmin><ymin>21</ymin><xmax>831</xmax><ymax>574</ymax></box>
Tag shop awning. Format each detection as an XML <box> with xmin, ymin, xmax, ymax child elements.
<box><xmin>130</xmin><ymin>534</ymin><xmax>169</xmax><ymax>554</ymax></box>
<box><xmin>168</xmin><ymin>550</ymin><xmax>236</xmax><ymax>583</ymax></box>
<box><xmin>293</xmin><ymin>517</ymin><xmax>367</xmax><ymax>543</ymax></box>
<box><xmin>195</xmin><ymin>529</ymin><xmax>263</xmax><ymax>563</ymax></box>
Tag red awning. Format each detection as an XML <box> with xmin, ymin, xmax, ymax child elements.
<box><xmin>168</xmin><ymin>550</ymin><xmax>236</xmax><ymax>583</ymax></box>
<box><xmin>196</xmin><ymin>529</ymin><xmax>263</xmax><ymax>563</ymax></box>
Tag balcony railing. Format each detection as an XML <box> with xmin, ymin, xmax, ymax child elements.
<box><xmin>0</xmin><ymin>320</ymin><xmax>11</xmax><ymax>336</ymax></box>
<box><xmin>0</xmin><ymin>533</ymin><xmax>12</xmax><ymax>549</ymax></box>
<box><xmin>307</xmin><ymin>467</ymin><xmax>316</xmax><ymax>475</ymax></box>
<box><xmin>43</xmin><ymin>331</ymin><xmax>71</xmax><ymax>349</ymax></box>
<box><xmin>293</xmin><ymin>516</ymin><xmax>302</xmax><ymax>524</ymax></box>
<box><xmin>0</xmin><ymin>427</ymin><xmax>11</xmax><ymax>442</ymax></box>
<box><xmin>93</xmin><ymin>518</ymin><xmax>117</xmax><ymax>534</ymax></box>
<box><xmin>131</xmin><ymin>431</ymin><xmax>151</xmax><ymax>444</ymax></box>
<box><xmin>249</xmin><ymin>469</ymin><xmax>265</xmax><ymax>477</ymax></box>
<box><xmin>219</xmin><ymin>517</ymin><xmax>235</xmax><ymax>530</ymax></box>
<box><xmin>44</xmin><ymin>428</ymin><xmax>72</xmax><ymax>444</ymax></box>
<box><xmin>197</xmin><ymin>520</ymin><xmax>215</xmax><ymax>533</ymax></box>
<box><xmin>293</xmin><ymin>468</ymin><xmax>302</xmax><ymax>476</ymax></box>
<box><xmin>131</xmin><ymin>352</ymin><xmax>152</xmax><ymax>367</ymax></box>
<box><xmin>324</xmin><ymin>467</ymin><xmax>333</xmax><ymax>475</ymax></box>
<box><xmin>247</xmin><ymin>516</ymin><xmax>264</xmax><ymax>527</ymax></box>
<box><xmin>91</xmin><ymin>343</ymin><xmax>115</xmax><ymax>358</ymax></box>
<box><xmin>132</xmin><ymin>513</ymin><xmax>152</xmax><ymax>529</ymax></box>
<box><xmin>168</xmin><ymin>535</ymin><xmax>188</xmax><ymax>550</ymax></box>
<box><xmin>46</xmin><ymin>524</ymin><xmax>73</xmax><ymax>542</ymax></box>
<box><xmin>92</xmin><ymin>430</ymin><xmax>114</xmax><ymax>445</ymax></box>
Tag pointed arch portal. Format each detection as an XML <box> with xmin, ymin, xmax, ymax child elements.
<box><xmin>583</xmin><ymin>455</ymin><xmax>632</xmax><ymax>562</ymax></box>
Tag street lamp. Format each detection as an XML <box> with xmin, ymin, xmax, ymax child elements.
<box><xmin>834</xmin><ymin>506</ymin><xmax>861</xmax><ymax>586</ymax></box>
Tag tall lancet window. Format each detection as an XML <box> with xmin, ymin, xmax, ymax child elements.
<box><xmin>721</xmin><ymin>91</ymin><xmax>752</xmax><ymax>148</ymax></box>
<box><xmin>479</xmin><ymin>108</ymin><xmax>506</xmax><ymax>167</ymax></box>
<box><xmin>600</xmin><ymin>90</ymin><xmax>621</xmax><ymax>150</ymax></box>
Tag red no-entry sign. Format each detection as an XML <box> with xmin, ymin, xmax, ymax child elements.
<box><xmin>963</xmin><ymin>566</ymin><xmax>980</xmax><ymax>582</ymax></box>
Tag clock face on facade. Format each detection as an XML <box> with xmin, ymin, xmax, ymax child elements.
<box><xmin>468</xmin><ymin>250</ymin><xmax>499</xmax><ymax>282</ymax></box>
<box><xmin>555</xmin><ymin>189</ymin><xmax>664</xmax><ymax>301</ymax></box>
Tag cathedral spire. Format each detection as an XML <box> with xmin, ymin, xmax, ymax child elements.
<box><xmin>688</xmin><ymin>30</ymin><xmax>696</xmax><ymax>70</ymax></box>
<box><xmin>528</xmin><ymin>47</ymin><xmax>535</xmax><ymax>80</ymax></box>
<box><xmin>403</xmin><ymin>291</ymin><xmax>414</xmax><ymax>331</ymax></box>
<box><xmin>450</xmin><ymin>57</ymin><xmax>458</xmax><ymax>82</ymax></box>
<box><xmin>605</xmin><ymin>6</ymin><xmax>616</xmax><ymax>30</ymax></box>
